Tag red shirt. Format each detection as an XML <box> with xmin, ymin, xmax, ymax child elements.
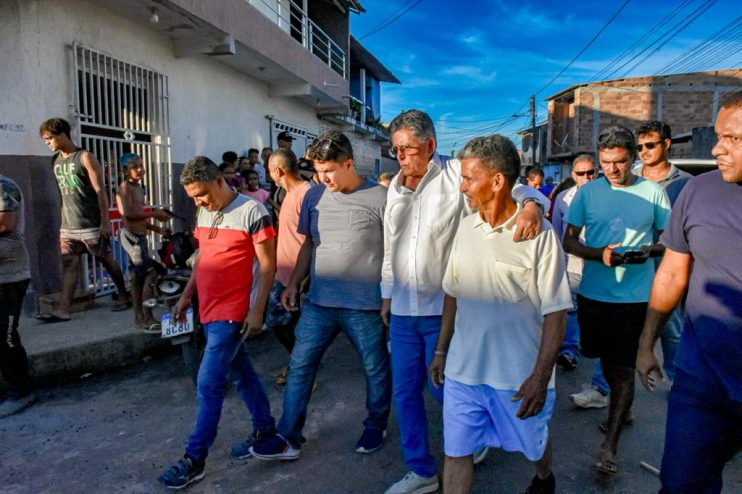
<box><xmin>194</xmin><ymin>194</ymin><xmax>275</xmax><ymax>323</ymax></box>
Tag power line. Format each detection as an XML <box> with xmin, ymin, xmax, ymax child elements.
<box><xmin>658</xmin><ymin>16</ymin><xmax>742</xmax><ymax>74</ymax></box>
<box><xmin>533</xmin><ymin>0</ymin><xmax>631</xmax><ymax>96</ymax></box>
<box><xmin>588</xmin><ymin>0</ymin><xmax>694</xmax><ymax>83</ymax></box>
<box><xmin>358</xmin><ymin>0</ymin><xmax>423</xmax><ymax>40</ymax></box>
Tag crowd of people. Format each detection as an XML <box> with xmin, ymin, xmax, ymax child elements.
<box><xmin>0</xmin><ymin>94</ymin><xmax>739</xmax><ymax>494</ymax></box>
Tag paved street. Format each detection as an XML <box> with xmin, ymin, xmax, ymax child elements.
<box><xmin>1</xmin><ymin>331</ymin><xmax>740</xmax><ymax>494</ymax></box>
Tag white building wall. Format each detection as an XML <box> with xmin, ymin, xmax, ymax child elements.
<box><xmin>0</xmin><ymin>0</ymin><xmax>321</xmax><ymax>164</ymax></box>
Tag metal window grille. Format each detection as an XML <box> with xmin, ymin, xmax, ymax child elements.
<box><xmin>72</xmin><ymin>44</ymin><xmax>172</xmax><ymax>297</ymax></box>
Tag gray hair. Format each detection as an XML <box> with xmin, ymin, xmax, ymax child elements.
<box><xmin>457</xmin><ymin>134</ymin><xmax>520</xmax><ymax>186</ymax></box>
<box><xmin>597</xmin><ymin>126</ymin><xmax>636</xmax><ymax>158</ymax></box>
<box><xmin>180</xmin><ymin>156</ymin><xmax>221</xmax><ymax>185</ymax></box>
<box><xmin>572</xmin><ymin>153</ymin><xmax>595</xmax><ymax>167</ymax></box>
<box><xmin>389</xmin><ymin>109</ymin><xmax>437</xmax><ymax>143</ymax></box>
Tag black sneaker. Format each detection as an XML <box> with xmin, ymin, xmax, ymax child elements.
<box><xmin>250</xmin><ymin>433</ymin><xmax>301</xmax><ymax>461</ymax></box>
<box><xmin>524</xmin><ymin>473</ymin><xmax>555</xmax><ymax>494</ymax></box>
<box><xmin>158</xmin><ymin>456</ymin><xmax>205</xmax><ymax>490</ymax></box>
<box><xmin>231</xmin><ymin>429</ymin><xmax>274</xmax><ymax>459</ymax></box>
<box><xmin>557</xmin><ymin>353</ymin><xmax>577</xmax><ymax>370</ymax></box>
<box><xmin>355</xmin><ymin>427</ymin><xmax>387</xmax><ymax>454</ymax></box>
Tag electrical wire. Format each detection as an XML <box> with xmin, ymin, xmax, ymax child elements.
<box><xmin>358</xmin><ymin>0</ymin><xmax>423</xmax><ymax>40</ymax></box>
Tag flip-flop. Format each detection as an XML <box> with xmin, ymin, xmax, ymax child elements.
<box><xmin>111</xmin><ymin>300</ymin><xmax>132</xmax><ymax>312</ymax></box>
<box><xmin>141</xmin><ymin>323</ymin><xmax>162</xmax><ymax>334</ymax></box>
<box><xmin>595</xmin><ymin>451</ymin><xmax>618</xmax><ymax>475</ymax></box>
<box><xmin>36</xmin><ymin>314</ymin><xmax>71</xmax><ymax>323</ymax></box>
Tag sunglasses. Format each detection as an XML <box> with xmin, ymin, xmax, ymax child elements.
<box><xmin>207</xmin><ymin>211</ymin><xmax>224</xmax><ymax>240</ymax></box>
<box><xmin>635</xmin><ymin>141</ymin><xmax>663</xmax><ymax>152</ymax></box>
<box><xmin>574</xmin><ymin>169</ymin><xmax>596</xmax><ymax>177</ymax></box>
<box><xmin>389</xmin><ymin>144</ymin><xmax>421</xmax><ymax>159</ymax></box>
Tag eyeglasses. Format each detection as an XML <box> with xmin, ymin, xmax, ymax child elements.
<box><xmin>597</xmin><ymin>129</ymin><xmax>634</xmax><ymax>144</ymax></box>
<box><xmin>635</xmin><ymin>141</ymin><xmax>663</xmax><ymax>152</ymax></box>
<box><xmin>316</xmin><ymin>138</ymin><xmax>349</xmax><ymax>155</ymax></box>
<box><xmin>208</xmin><ymin>211</ymin><xmax>224</xmax><ymax>239</ymax></box>
<box><xmin>389</xmin><ymin>144</ymin><xmax>421</xmax><ymax>159</ymax></box>
<box><xmin>574</xmin><ymin>169</ymin><xmax>596</xmax><ymax>177</ymax></box>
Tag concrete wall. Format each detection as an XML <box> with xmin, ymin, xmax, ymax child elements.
<box><xmin>0</xmin><ymin>0</ymin><xmax>335</xmax><ymax>300</ymax></box>
<box><xmin>547</xmin><ymin>69</ymin><xmax>742</xmax><ymax>159</ymax></box>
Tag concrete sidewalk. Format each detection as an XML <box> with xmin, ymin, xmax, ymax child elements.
<box><xmin>17</xmin><ymin>301</ymin><xmax>173</xmax><ymax>384</ymax></box>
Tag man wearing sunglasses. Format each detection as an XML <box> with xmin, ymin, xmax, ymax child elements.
<box><xmin>632</xmin><ymin>121</ymin><xmax>691</xmax><ymax>384</ymax></box>
<box><xmin>380</xmin><ymin>110</ymin><xmax>549</xmax><ymax>494</ymax></box>
<box><xmin>550</xmin><ymin>155</ymin><xmax>598</xmax><ymax>372</ymax></box>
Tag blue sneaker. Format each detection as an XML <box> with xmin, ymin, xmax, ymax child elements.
<box><xmin>158</xmin><ymin>456</ymin><xmax>205</xmax><ymax>490</ymax></box>
<box><xmin>250</xmin><ymin>433</ymin><xmax>301</xmax><ymax>461</ymax></box>
<box><xmin>355</xmin><ymin>428</ymin><xmax>387</xmax><ymax>454</ymax></box>
<box><xmin>231</xmin><ymin>429</ymin><xmax>274</xmax><ymax>459</ymax></box>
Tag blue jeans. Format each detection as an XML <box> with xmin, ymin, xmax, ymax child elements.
<box><xmin>660</xmin><ymin>305</ymin><xmax>684</xmax><ymax>381</ymax></box>
<box><xmin>591</xmin><ymin>361</ymin><xmax>610</xmax><ymax>395</ymax></box>
<box><xmin>186</xmin><ymin>321</ymin><xmax>274</xmax><ymax>462</ymax></box>
<box><xmin>390</xmin><ymin>315</ymin><xmax>444</xmax><ymax>478</ymax></box>
<box><xmin>660</xmin><ymin>368</ymin><xmax>742</xmax><ymax>493</ymax></box>
<box><xmin>561</xmin><ymin>276</ymin><xmax>581</xmax><ymax>358</ymax></box>
<box><xmin>278</xmin><ymin>303</ymin><xmax>391</xmax><ymax>447</ymax></box>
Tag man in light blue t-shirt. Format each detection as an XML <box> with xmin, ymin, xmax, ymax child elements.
<box><xmin>563</xmin><ymin>126</ymin><xmax>670</xmax><ymax>477</ymax></box>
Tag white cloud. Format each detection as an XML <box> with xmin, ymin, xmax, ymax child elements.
<box><xmin>442</xmin><ymin>65</ymin><xmax>497</xmax><ymax>83</ymax></box>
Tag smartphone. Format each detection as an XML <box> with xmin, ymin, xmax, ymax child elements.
<box><xmin>621</xmin><ymin>250</ymin><xmax>647</xmax><ymax>264</ymax></box>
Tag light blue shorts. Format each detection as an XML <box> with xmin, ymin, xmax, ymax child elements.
<box><xmin>443</xmin><ymin>378</ymin><xmax>555</xmax><ymax>461</ymax></box>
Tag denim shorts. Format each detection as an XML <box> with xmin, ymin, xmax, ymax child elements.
<box><xmin>443</xmin><ymin>378</ymin><xmax>554</xmax><ymax>461</ymax></box>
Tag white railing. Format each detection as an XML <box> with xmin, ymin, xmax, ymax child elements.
<box><xmin>249</xmin><ymin>0</ymin><xmax>346</xmax><ymax>78</ymax></box>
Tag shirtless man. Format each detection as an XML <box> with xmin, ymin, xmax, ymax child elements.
<box><xmin>116</xmin><ymin>153</ymin><xmax>171</xmax><ymax>331</ymax></box>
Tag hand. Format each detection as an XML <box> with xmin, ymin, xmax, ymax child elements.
<box><xmin>636</xmin><ymin>348</ymin><xmax>663</xmax><ymax>392</ymax></box>
<box><xmin>602</xmin><ymin>243</ymin><xmax>623</xmax><ymax>267</ymax></box>
<box><xmin>513</xmin><ymin>202</ymin><xmax>542</xmax><ymax>241</ymax></box>
<box><xmin>380</xmin><ymin>298</ymin><xmax>391</xmax><ymax>327</ymax></box>
<box><xmin>429</xmin><ymin>354</ymin><xmax>446</xmax><ymax>388</ymax></box>
<box><xmin>241</xmin><ymin>307</ymin><xmax>264</xmax><ymax>340</ymax></box>
<box><xmin>280</xmin><ymin>284</ymin><xmax>300</xmax><ymax>312</ymax></box>
<box><xmin>161</xmin><ymin>227</ymin><xmax>173</xmax><ymax>237</ymax></box>
<box><xmin>512</xmin><ymin>374</ymin><xmax>548</xmax><ymax>419</ymax></box>
<box><xmin>172</xmin><ymin>296</ymin><xmax>191</xmax><ymax>324</ymax></box>
<box><xmin>99</xmin><ymin>221</ymin><xmax>112</xmax><ymax>237</ymax></box>
<box><xmin>152</xmin><ymin>208</ymin><xmax>172</xmax><ymax>222</ymax></box>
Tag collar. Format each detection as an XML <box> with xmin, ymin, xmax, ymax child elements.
<box><xmin>392</xmin><ymin>152</ymin><xmax>444</xmax><ymax>193</ymax></box>
<box><xmin>632</xmin><ymin>162</ymin><xmax>681</xmax><ymax>183</ymax></box>
<box><xmin>473</xmin><ymin>204</ymin><xmax>521</xmax><ymax>234</ymax></box>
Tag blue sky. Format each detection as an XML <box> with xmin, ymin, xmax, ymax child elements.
<box><xmin>349</xmin><ymin>0</ymin><xmax>741</xmax><ymax>153</ymax></box>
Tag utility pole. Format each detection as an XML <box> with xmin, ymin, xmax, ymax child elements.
<box><xmin>530</xmin><ymin>94</ymin><xmax>537</xmax><ymax>168</ymax></box>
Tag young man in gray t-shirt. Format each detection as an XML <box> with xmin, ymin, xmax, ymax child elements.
<box><xmin>251</xmin><ymin>130</ymin><xmax>392</xmax><ymax>461</ymax></box>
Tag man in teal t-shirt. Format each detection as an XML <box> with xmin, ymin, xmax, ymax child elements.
<box><xmin>563</xmin><ymin>126</ymin><xmax>670</xmax><ymax>477</ymax></box>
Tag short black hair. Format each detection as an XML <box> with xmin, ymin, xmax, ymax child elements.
<box><xmin>218</xmin><ymin>161</ymin><xmax>234</xmax><ymax>172</ymax></box>
<box><xmin>597</xmin><ymin>126</ymin><xmax>636</xmax><ymax>158</ymax></box>
<box><xmin>527</xmin><ymin>167</ymin><xmax>544</xmax><ymax>179</ymax></box>
<box><xmin>270</xmin><ymin>148</ymin><xmax>299</xmax><ymax>173</ymax></box>
<box><xmin>243</xmin><ymin>169</ymin><xmax>259</xmax><ymax>180</ymax></box>
<box><xmin>306</xmin><ymin>129</ymin><xmax>354</xmax><ymax>161</ymax></box>
<box><xmin>39</xmin><ymin>118</ymin><xmax>71</xmax><ymax>138</ymax></box>
<box><xmin>222</xmin><ymin>151</ymin><xmax>238</xmax><ymax>163</ymax></box>
<box><xmin>248</xmin><ymin>148</ymin><xmax>259</xmax><ymax>156</ymax></box>
<box><xmin>636</xmin><ymin>120</ymin><xmax>671</xmax><ymax>141</ymax></box>
<box><xmin>181</xmin><ymin>156</ymin><xmax>221</xmax><ymax>185</ymax></box>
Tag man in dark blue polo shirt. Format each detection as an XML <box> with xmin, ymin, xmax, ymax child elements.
<box><xmin>636</xmin><ymin>93</ymin><xmax>742</xmax><ymax>494</ymax></box>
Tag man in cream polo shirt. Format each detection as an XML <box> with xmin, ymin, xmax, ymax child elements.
<box><xmin>429</xmin><ymin>134</ymin><xmax>571</xmax><ymax>494</ymax></box>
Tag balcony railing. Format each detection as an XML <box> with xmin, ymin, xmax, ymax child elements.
<box><xmin>249</xmin><ymin>0</ymin><xmax>346</xmax><ymax>78</ymax></box>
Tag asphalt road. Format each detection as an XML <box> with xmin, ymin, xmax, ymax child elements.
<box><xmin>1</xmin><ymin>331</ymin><xmax>740</xmax><ymax>493</ymax></box>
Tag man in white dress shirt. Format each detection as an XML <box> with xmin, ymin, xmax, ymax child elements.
<box><xmin>381</xmin><ymin>110</ymin><xmax>549</xmax><ymax>494</ymax></box>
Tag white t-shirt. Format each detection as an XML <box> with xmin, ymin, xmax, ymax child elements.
<box><xmin>442</xmin><ymin>208</ymin><xmax>572</xmax><ymax>391</ymax></box>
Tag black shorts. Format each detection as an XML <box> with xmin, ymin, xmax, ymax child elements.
<box><xmin>577</xmin><ymin>294</ymin><xmax>647</xmax><ymax>369</ymax></box>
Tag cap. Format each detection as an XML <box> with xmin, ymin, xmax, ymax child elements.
<box><xmin>277</xmin><ymin>131</ymin><xmax>294</xmax><ymax>141</ymax></box>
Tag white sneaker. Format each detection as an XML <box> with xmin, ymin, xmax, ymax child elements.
<box><xmin>569</xmin><ymin>384</ymin><xmax>609</xmax><ymax>409</ymax></box>
<box><xmin>384</xmin><ymin>471</ymin><xmax>439</xmax><ymax>494</ymax></box>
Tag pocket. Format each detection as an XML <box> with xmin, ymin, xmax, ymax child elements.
<box><xmin>490</xmin><ymin>259</ymin><xmax>531</xmax><ymax>303</ymax></box>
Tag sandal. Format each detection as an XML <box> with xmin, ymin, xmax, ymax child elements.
<box><xmin>111</xmin><ymin>300</ymin><xmax>132</xmax><ymax>312</ymax></box>
<box><xmin>36</xmin><ymin>313</ymin><xmax>71</xmax><ymax>323</ymax></box>
<box><xmin>141</xmin><ymin>322</ymin><xmax>162</xmax><ymax>334</ymax></box>
<box><xmin>594</xmin><ymin>450</ymin><xmax>618</xmax><ymax>475</ymax></box>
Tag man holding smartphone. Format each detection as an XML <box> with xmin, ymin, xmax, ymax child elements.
<box><xmin>562</xmin><ymin>126</ymin><xmax>670</xmax><ymax>477</ymax></box>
